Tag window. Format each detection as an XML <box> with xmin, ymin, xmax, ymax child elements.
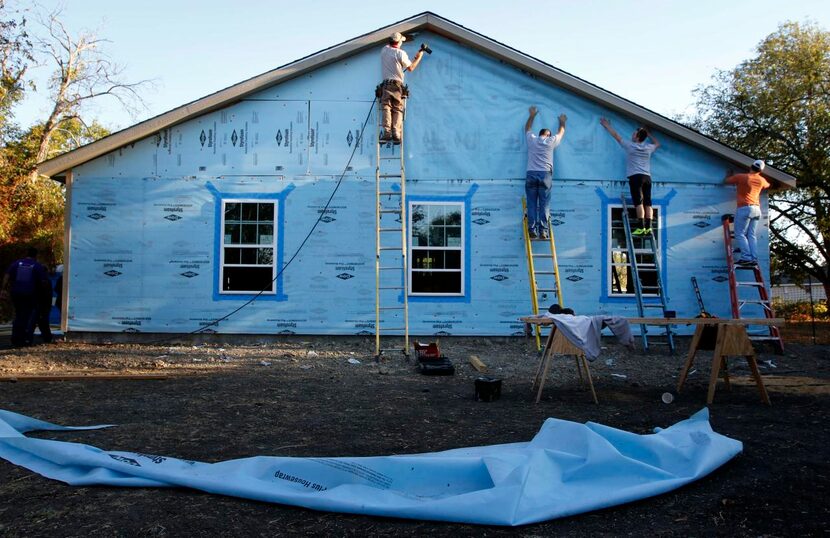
<box><xmin>221</xmin><ymin>201</ymin><xmax>276</xmax><ymax>294</ymax></box>
<box><xmin>409</xmin><ymin>202</ymin><xmax>464</xmax><ymax>295</ymax></box>
<box><xmin>608</xmin><ymin>206</ymin><xmax>660</xmax><ymax>297</ymax></box>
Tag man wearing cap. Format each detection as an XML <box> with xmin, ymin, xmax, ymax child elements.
<box><xmin>724</xmin><ymin>160</ymin><xmax>771</xmax><ymax>267</ymax></box>
<box><xmin>524</xmin><ymin>106</ymin><xmax>567</xmax><ymax>239</ymax></box>
<box><xmin>379</xmin><ymin>32</ymin><xmax>426</xmax><ymax>144</ymax></box>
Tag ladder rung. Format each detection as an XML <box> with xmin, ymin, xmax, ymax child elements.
<box><xmin>379</xmin><ymin>246</ymin><xmax>403</xmax><ymax>251</ymax></box>
<box><xmin>734</xmin><ymin>266</ymin><xmax>758</xmax><ymax>271</ymax></box>
<box><xmin>737</xmin><ymin>282</ymin><xmax>764</xmax><ymax>287</ymax></box>
<box><xmin>740</xmin><ymin>300</ymin><xmax>770</xmax><ymax>305</ymax></box>
<box><xmin>378</xmin><ymin>306</ymin><xmax>405</xmax><ymax>311</ymax></box>
<box><xmin>536</xmin><ymin>288</ymin><xmax>558</xmax><ymax>292</ymax></box>
<box><xmin>531</xmin><ymin>253</ymin><xmax>551</xmax><ymax>257</ymax></box>
<box><xmin>377</xmin><ymin>326</ymin><xmax>407</xmax><ymax>330</ymax></box>
<box><xmin>379</xmin><ymin>156</ymin><xmax>399</xmax><ymax>160</ymax></box>
<box><xmin>378</xmin><ymin>286</ymin><xmax>404</xmax><ymax>290</ymax></box>
<box><xmin>378</xmin><ymin>174</ymin><xmax>402</xmax><ymax>179</ymax></box>
<box><xmin>379</xmin><ymin>228</ymin><xmax>403</xmax><ymax>232</ymax></box>
<box><xmin>379</xmin><ymin>209</ymin><xmax>401</xmax><ymax>214</ymax></box>
<box><xmin>534</xmin><ymin>271</ymin><xmax>557</xmax><ymax>275</ymax></box>
<box><xmin>378</xmin><ymin>266</ymin><xmax>403</xmax><ymax>270</ymax></box>
<box><xmin>378</xmin><ymin>191</ymin><xmax>402</xmax><ymax>196</ymax></box>
<box><xmin>642</xmin><ymin>304</ymin><xmax>666</xmax><ymax>308</ymax></box>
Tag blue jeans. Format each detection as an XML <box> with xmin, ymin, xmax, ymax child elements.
<box><xmin>733</xmin><ymin>205</ymin><xmax>761</xmax><ymax>262</ymax></box>
<box><xmin>525</xmin><ymin>171</ymin><xmax>552</xmax><ymax>234</ymax></box>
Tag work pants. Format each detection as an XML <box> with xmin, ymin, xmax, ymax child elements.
<box><xmin>10</xmin><ymin>293</ymin><xmax>36</xmax><ymax>346</ymax></box>
<box><xmin>380</xmin><ymin>81</ymin><xmax>404</xmax><ymax>138</ymax></box>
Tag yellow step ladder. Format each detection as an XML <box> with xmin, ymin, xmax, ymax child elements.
<box><xmin>374</xmin><ymin>97</ymin><xmax>409</xmax><ymax>359</ymax></box>
<box><xmin>522</xmin><ymin>197</ymin><xmax>564</xmax><ymax>351</ymax></box>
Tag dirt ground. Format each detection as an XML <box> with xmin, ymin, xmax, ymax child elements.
<box><xmin>0</xmin><ymin>332</ymin><xmax>828</xmax><ymax>537</ymax></box>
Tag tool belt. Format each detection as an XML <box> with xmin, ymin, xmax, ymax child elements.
<box><xmin>375</xmin><ymin>80</ymin><xmax>409</xmax><ymax>98</ymax></box>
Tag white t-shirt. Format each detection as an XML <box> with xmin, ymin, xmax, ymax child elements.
<box><xmin>621</xmin><ymin>140</ymin><xmax>657</xmax><ymax>177</ymax></box>
<box><xmin>525</xmin><ymin>131</ymin><xmax>562</xmax><ymax>172</ymax></box>
<box><xmin>380</xmin><ymin>45</ymin><xmax>412</xmax><ymax>83</ymax></box>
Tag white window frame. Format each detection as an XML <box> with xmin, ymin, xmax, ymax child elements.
<box><xmin>607</xmin><ymin>204</ymin><xmax>659</xmax><ymax>298</ymax></box>
<box><xmin>408</xmin><ymin>201</ymin><xmax>465</xmax><ymax>297</ymax></box>
<box><xmin>219</xmin><ymin>199</ymin><xmax>277</xmax><ymax>295</ymax></box>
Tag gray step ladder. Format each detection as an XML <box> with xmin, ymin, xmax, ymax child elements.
<box><xmin>620</xmin><ymin>195</ymin><xmax>675</xmax><ymax>352</ymax></box>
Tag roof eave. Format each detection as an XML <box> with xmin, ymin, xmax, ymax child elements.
<box><xmin>37</xmin><ymin>13</ymin><xmax>431</xmax><ymax>179</ymax></box>
<box><xmin>37</xmin><ymin>11</ymin><xmax>796</xmax><ymax>189</ymax></box>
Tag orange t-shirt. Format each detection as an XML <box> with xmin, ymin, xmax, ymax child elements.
<box><xmin>725</xmin><ymin>172</ymin><xmax>771</xmax><ymax>206</ymax></box>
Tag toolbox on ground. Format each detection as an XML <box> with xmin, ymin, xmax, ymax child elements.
<box><xmin>413</xmin><ymin>341</ymin><xmax>455</xmax><ymax>376</ymax></box>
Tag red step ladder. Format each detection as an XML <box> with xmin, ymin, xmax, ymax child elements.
<box><xmin>722</xmin><ymin>214</ymin><xmax>784</xmax><ymax>352</ymax></box>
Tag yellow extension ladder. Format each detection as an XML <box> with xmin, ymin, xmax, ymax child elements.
<box><xmin>374</xmin><ymin>98</ymin><xmax>409</xmax><ymax>359</ymax></box>
<box><xmin>522</xmin><ymin>197</ymin><xmax>564</xmax><ymax>350</ymax></box>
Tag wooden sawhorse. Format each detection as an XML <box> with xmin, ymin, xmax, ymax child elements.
<box><xmin>523</xmin><ymin>318</ymin><xmax>598</xmax><ymax>404</ymax></box>
<box><xmin>630</xmin><ymin>317</ymin><xmax>781</xmax><ymax>405</ymax></box>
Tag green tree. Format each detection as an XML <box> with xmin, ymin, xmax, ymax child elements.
<box><xmin>688</xmin><ymin>21</ymin><xmax>830</xmax><ymax>296</ymax></box>
<box><xmin>0</xmin><ymin>0</ymin><xmax>33</xmax><ymax>142</ymax></box>
<box><xmin>1</xmin><ymin>4</ymin><xmax>142</xmax><ymax>250</ymax></box>
<box><xmin>1</xmin><ymin>119</ymin><xmax>109</xmax><ymax>251</ymax></box>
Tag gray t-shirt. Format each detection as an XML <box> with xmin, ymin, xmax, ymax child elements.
<box><xmin>380</xmin><ymin>45</ymin><xmax>411</xmax><ymax>83</ymax></box>
<box><xmin>525</xmin><ymin>131</ymin><xmax>562</xmax><ymax>172</ymax></box>
<box><xmin>621</xmin><ymin>140</ymin><xmax>657</xmax><ymax>177</ymax></box>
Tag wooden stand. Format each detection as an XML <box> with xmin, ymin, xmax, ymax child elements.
<box><xmin>677</xmin><ymin>323</ymin><xmax>771</xmax><ymax>405</ymax></box>
<box><xmin>521</xmin><ymin>315</ymin><xmax>779</xmax><ymax>405</ymax></box>
<box><xmin>532</xmin><ymin>329</ymin><xmax>598</xmax><ymax>404</ymax></box>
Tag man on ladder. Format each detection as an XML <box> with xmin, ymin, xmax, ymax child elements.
<box><xmin>378</xmin><ymin>32</ymin><xmax>427</xmax><ymax>144</ymax></box>
<box><xmin>374</xmin><ymin>32</ymin><xmax>428</xmax><ymax>359</ymax></box>
<box><xmin>724</xmin><ymin>160</ymin><xmax>771</xmax><ymax>267</ymax></box>
<box><xmin>524</xmin><ymin>106</ymin><xmax>567</xmax><ymax>239</ymax></box>
<box><xmin>599</xmin><ymin>117</ymin><xmax>661</xmax><ymax>235</ymax></box>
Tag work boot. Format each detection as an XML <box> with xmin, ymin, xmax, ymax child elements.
<box><xmin>528</xmin><ymin>229</ymin><xmax>538</xmax><ymax>239</ymax></box>
<box><xmin>539</xmin><ymin>230</ymin><xmax>549</xmax><ymax>239</ymax></box>
<box><xmin>632</xmin><ymin>228</ymin><xmax>646</xmax><ymax>236</ymax></box>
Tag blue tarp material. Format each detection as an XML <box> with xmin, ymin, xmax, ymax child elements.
<box><xmin>0</xmin><ymin>408</ymin><xmax>741</xmax><ymax>526</ymax></box>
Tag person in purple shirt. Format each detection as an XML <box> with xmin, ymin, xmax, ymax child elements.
<box><xmin>524</xmin><ymin>106</ymin><xmax>567</xmax><ymax>239</ymax></box>
<box><xmin>1</xmin><ymin>248</ymin><xmax>51</xmax><ymax>347</ymax></box>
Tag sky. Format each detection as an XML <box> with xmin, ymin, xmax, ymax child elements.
<box><xmin>11</xmin><ymin>0</ymin><xmax>830</xmax><ymax>132</ymax></box>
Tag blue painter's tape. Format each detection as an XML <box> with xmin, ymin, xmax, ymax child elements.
<box><xmin>209</xmin><ymin>181</ymin><xmax>294</xmax><ymax>302</ymax></box>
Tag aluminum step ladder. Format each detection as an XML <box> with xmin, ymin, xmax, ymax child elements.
<box><xmin>374</xmin><ymin>96</ymin><xmax>409</xmax><ymax>360</ymax></box>
<box><xmin>620</xmin><ymin>195</ymin><xmax>674</xmax><ymax>352</ymax></box>
<box><xmin>721</xmin><ymin>214</ymin><xmax>784</xmax><ymax>352</ymax></box>
<box><xmin>522</xmin><ymin>197</ymin><xmax>564</xmax><ymax>351</ymax></box>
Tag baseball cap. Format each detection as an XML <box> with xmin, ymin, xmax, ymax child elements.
<box><xmin>390</xmin><ymin>32</ymin><xmax>406</xmax><ymax>43</ymax></box>
<box><xmin>752</xmin><ymin>159</ymin><xmax>765</xmax><ymax>171</ymax></box>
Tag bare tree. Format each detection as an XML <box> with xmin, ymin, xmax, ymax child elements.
<box><xmin>31</xmin><ymin>7</ymin><xmax>150</xmax><ymax>178</ymax></box>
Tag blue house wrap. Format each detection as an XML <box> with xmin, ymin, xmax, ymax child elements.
<box><xmin>38</xmin><ymin>13</ymin><xmax>795</xmax><ymax>337</ymax></box>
